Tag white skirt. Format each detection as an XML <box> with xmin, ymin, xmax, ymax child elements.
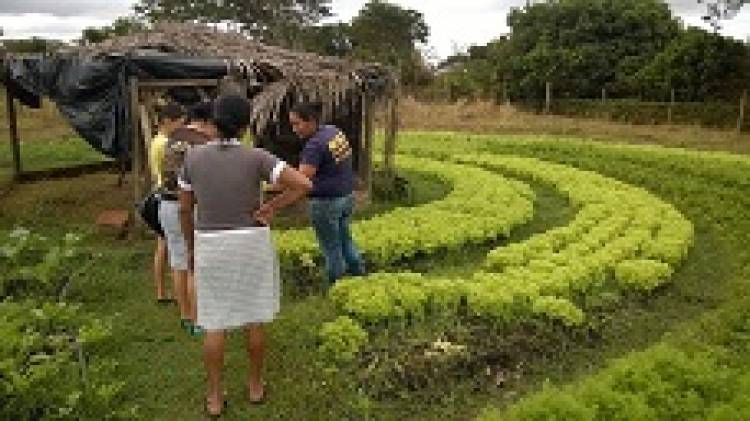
<box><xmin>158</xmin><ymin>201</ymin><xmax>188</xmax><ymax>271</ymax></box>
<box><xmin>195</xmin><ymin>227</ymin><xmax>281</xmax><ymax>330</ymax></box>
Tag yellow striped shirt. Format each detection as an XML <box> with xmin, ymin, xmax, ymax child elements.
<box><xmin>149</xmin><ymin>133</ymin><xmax>168</xmax><ymax>188</ymax></box>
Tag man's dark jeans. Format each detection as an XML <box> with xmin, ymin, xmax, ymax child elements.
<box><xmin>308</xmin><ymin>194</ymin><xmax>366</xmax><ymax>286</ymax></box>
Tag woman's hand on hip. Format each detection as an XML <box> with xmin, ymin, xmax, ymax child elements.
<box><xmin>254</xmin><ymin>204</ymin><xmax>275</xmax><ymax>226</ymax></box>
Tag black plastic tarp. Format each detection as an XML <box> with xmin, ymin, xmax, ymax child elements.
<box><xmin>2</xmin><ymin>53</ymin><xmax>382</xmax><ymax>165</ymax></box>
<box><xmin>2</xmin><ymin>54</ymin><xmax>229</xmax><ymax>160</ymax></box>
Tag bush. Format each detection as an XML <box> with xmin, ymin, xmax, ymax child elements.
<box><xmin>319</xmin><ymin>316</ymin><xmax>368</xmax><ymax>364</ymax></box>
<box><xmin>0</xmin><ymin>228</ymin><xmax>91</xmax><ymax>300</ymax></box>
<box><xmin>0</xmin><ymin>228</ymin><xmax>136</xmax><ymax>419</ymax></box>
<box><xmin>515</xmin><ymin>99</ymin><xmax>747</xmax><ymax>130</ymax></box>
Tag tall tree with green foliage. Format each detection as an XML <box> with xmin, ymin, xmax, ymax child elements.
<box><xmin>433</xmin><ymin>0</ymin><xmax>748</xmax><ymax>103</ymax></box>
<box><xmin>80</xmin><ymin>17</ymin><xmax>147</xmax><ymax>45</ymax></box>
<box><xmin>1</xmin><ymin>38</ymin><xmax>65</xmax><ymax>54</ymax></box>
<box><xmin>133</xmin><ymin>0</ymin><xmax>332</xmax><ymax>48</ymax></box>
<box><xmin>300</xmin><ymin>23</ymin><xmax>353</xmax><ymax>57</ymax></box>
<box><xmin>698</xmin><ymin>0</ymin><xmax>746</xmax><ymax>31</ymax></box>
<box><xmin>348</xmin><ymin>0</ymin><xmax>430</xmax><ymax>87</ymax></box>
<box><xmin>436</xmin><ymin>38</ymin><xmax>512</xmax><ymax>101</ymax></box>
<box><xmin>634</xmin><ymin>27</ymin><xmax>749</xmax><ymax>100</ymax></box>
<box><xmin>506</xmin><ymin>0</ymin><xmax>680</xmax><ymax>99</ymax></box>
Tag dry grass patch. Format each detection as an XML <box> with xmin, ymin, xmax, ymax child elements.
<box><xmin>396</xmin><ymin>97</ymin><xmax>750</xmax><ymax>155</ymax></box>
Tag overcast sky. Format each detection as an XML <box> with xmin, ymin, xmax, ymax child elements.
<box><xmin>0</xmin><ymin>0</ymin><xmax>748</xmax><ymax>59</ymax></box>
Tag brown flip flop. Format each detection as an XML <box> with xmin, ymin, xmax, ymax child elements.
<box><xmin>248</xmin><ymin>383</ymin><xmax>267</xmax><ymax>405</ymax></box>
<box><xmin>204</xmin><ymin>397</ymin><xmax>228</xmax><ymax>418</ymax></box>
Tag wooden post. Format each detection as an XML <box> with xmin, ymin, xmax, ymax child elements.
<box><xmin>139</xmin><ymin>102</ymin><xmax>154</xmax><ymax>190</ymax></box>
<box><xmin>504</xmin><ymin>80</ymin><xmax>510</xmax><ymax>106</ymax></box>
<box><xmin>117</xmin><ymin>156</ymin><xmax>126</xmax><ymax>188</ymax></box>
<box><xmin>361</xmin><ymin>93</ymin><xmax>374</xmax><ymax>197</ymax></box>
<box><xmin>356</xmin><ymin>93</ymin><xmax>365</xmax><ymax>178</ymax></box>
<box><xmin>545</xmin><ymin>81</ymin><xmax>551</xmax><ymax>114</ymax></box>
<box><xmin>668</xmin><ymin>88</ymin><xmax>675</xmax><ymax>124</ymax></box>
<box><xmin>601</xmin><ymin>87</ymin><xmax>608</xmax><ymax>119</ymax></box>
<box><xmin>5</xmin><ymin>85</ymin><xmax>21</xmax><ymax>181</ymax></box>
<box><xmin>738</xmin><ymin>89</ymin><xmax>747</xmax><ymax>133</ymax></box>
<box><xmin>383</xmin><ymin>81</ymin><xmax>399</xmax><ymax>179</ymax></box>
<box><xmin>129</xmin><ymin>76</ymin><xmax>143</xmax><ymax>230</ymax></box>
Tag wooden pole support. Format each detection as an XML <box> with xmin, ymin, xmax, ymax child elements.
<box><xmin>383</xmin><ymin>81</ymin><xmax>399</xmax><ymax>179</ymax></box>
<box><xmin>6</xmin><ymin>85</ymin><xmax>21</xmax><ymax>181</ymax></box>
<box><xmin>668</xmin><ymin>88</ymin><xmax>675</xmax><ymax>124</ymax></box>
<box><xmin>356</xmin><ymin>93</ymin><xmax>367</xmax><ymax>190</ymax></box>
<box><xmin>139</xmin><ymin>98</ymin><xmax>154</xmax><ymax>190</ymax></box>
<box><xmin>738</xmin><ymin>89</ymin><xmax>747</xmax><ymax>134</ymax></box>
<box><xmin>361</xmin><ymin>93</ymin><xmax>374</xmax><ymax>198</ymax></box>
<box><xmin>545</xmin><ymin>81</ymin><xmax>551</xmax><ymax>114</ymax></box>
<box><xmin>129</xmin><ymin>77</ymin><xmax>143</xmax><ymax>231</ymax></box>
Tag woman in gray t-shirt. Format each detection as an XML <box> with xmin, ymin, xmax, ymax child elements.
<box><xmin>178</xmin><ymin>95</ymin><xmax>311</xmax><ymax>416</ymax></box>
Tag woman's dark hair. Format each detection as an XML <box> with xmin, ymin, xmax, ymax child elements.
<box><xmin>158</xmin><ymin>102</ymin><xmax>185</xmax><ymax>123</ymax></box>
<box><xmin>212</xmin><ymin>95</ymin><xmax>251</xmax><ymax>139</ymax></box>
<box><xmin>187</xmin><ymin>101</ymin><xmax>213</xmax><ymax>122</ymax></box>
<box><xmin>291</xmin><ymin>101</ymin><xmax>323</xmax><ymax>123</ymax></box>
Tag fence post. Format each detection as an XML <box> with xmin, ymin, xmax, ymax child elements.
<box><xmin>738</xmin><ymin>89</ymin><xmax>747</xmax><ymax>134</ymax></box>
<box><xmin>5</xmin><ymin>85</ymin><xmax>22</xmax><ymax>182</ymax></box>
<box><xmin>668</xmin><ymin>88</ymin><xmax>675</xmax><ymax>124</ymax></box>
<box><xmin>545</xmin><ymin>81</ymin><xmax>551</xmax><ymax>114</ymax></box>
<box><xmin>129</xmin><ymin>76</ymin><xmax>143</xmax><ymax>233</ymax></box>
<box><xmin>361</xmin><ymin>92</ymin><xmax>374</xmax><ymax>198</ymax></box>
<box><xmin>383</xmin><ymin>79</ymin><xmax>399</xmax><ymax>179</ymax></box>
<box><xmin>601</xmin><ymin>87</ymin><xmax>608</xmax><ymax>119</ymax></box>
<box><xmin>504</xmin><ymin>80</ymin><xmax>510</xmax><ymax>106</ymax></box>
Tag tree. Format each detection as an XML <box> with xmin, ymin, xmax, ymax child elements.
<box><xmin>505</xmin><ymin>0</ymin><xmax>680</xmax><ymax>99</ymax></box>
<box><xmin>80</xmin><ymin>17</ymin><xmax>147</xmax><ymax>45</ymax></box>
<box><xmin>300</xmin><ymin>23</ymin><xmax>353</xmax><ymax>57</ymax></box>
<box><xmin>348</xmin><ymin>0</ymin><xmax>430</xmax><ymax>86</ymax></box>
<box><xmin>436</xmin><ymin>37</ymin><xmax>513</xmax><ymax>102</ymax></box>
<box><xmin>698</xmin><ymin>0</ymin><xmax>746</xmax><ymax>31</ymax></box>
<box><xmin>429</xmin><ymin>0</ymin><xmax>748</xmax><ymax>103</ymax></box>
<box><xmin>634</xmin><ymin>27</ymin><xmax>750</xmax><ymax>100</ymax></box>
<box><xmin>133</xmin><ymin>0</ymin><xmax>332</xmax><ymax>48</ymax></box>
<box><xmin>1</xmin><ymin>38</ymin><xmax>65</xmax><ymax>54</ymax></box>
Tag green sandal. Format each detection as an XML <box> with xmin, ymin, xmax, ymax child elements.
<box><xmin>180</xmin><ymin>319</ymin><xmax>193</xmax><ymax>333</ymax></box>
<box><xmin>190</xmin><ymin>324</ymin><xmax>205</xmax><ymax>337</ymax></box>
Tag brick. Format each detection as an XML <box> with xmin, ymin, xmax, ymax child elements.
<box><xmin>96</xmin><ymin>209</ymin><xmax>131</xmax><ymax>233</ymax></box>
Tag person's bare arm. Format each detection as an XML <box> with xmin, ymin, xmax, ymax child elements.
<box><xmin>255</xmin><ymin>166</ymin><xmax>313</xmax><ymax>225</ymax></box>
<box><xmin>298</xmin><ymin>164</ymin><xmax>316</xmax><ymax>180</ymax></box>
<box><xmin>266</xmin><ymin>164</ymin><xmax>315</xmax><ymax>192</ymax></box>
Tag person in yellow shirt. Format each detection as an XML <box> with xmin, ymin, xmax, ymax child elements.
<box><xmin>150</xmin><ymin>102</ymin><xmax>185</xmax><ymax>303</ymax></box>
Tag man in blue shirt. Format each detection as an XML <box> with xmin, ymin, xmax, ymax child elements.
<box><xmin>286</xmin><ymin>102</ymin><xmax>366</xmax><ymax>286</ymax></box>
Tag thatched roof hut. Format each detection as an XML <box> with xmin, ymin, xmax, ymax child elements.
<box><xmin>3</xmin><ymin>23</ymin><xmax>399</xmax><ymax>202</ymax></box>
<box><xmin>68</xmin><ymin>23</ymin><xmax>393</xmax><ymax>137</ymax></box>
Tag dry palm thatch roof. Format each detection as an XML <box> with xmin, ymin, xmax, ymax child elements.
<box><xmin>64</xmin><ymin>22</ymin><xmax>394</xmax><ymax>131</ymax></box>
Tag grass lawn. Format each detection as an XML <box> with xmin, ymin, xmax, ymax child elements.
<box><xmin>4</xmin><ymin>100</ymin><xmax>750</xmax><ymax>419</ymax></box>
<box><xmin>2</xmin><ymin>148</ymin><xmax>739</xmax><ymax>419</ymax></box>
<box><xmin>0</xmin><ymin>143</ymin><xmax>471</xmax><ymax>419</ymax></box>
<box><xmin>0</xmin><ymin>137</ymin><xmax>579</xmax><ymax>419</ymax></box>
<box><xmin>0</xmin><ymin>138</ymin><xmax>110</xmax><ymax>190</ymax></box>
